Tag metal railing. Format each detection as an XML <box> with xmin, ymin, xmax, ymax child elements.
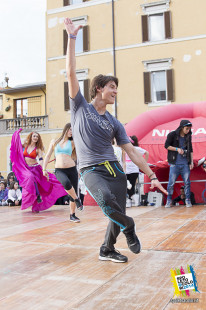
<box><xmin>0</xmin><ymin>115</ymin><xmax>49</xmax><ymax>134</ymax></box>
<box><xmin>136</xmin><ymin>179</ymin><xmax>206</xmax><ymax>205</ymax></box>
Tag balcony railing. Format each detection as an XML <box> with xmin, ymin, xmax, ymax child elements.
<box><xmin>0</xmin><ymin>115</ymin><xmax>49</xmax><ymax>134</ymax></box>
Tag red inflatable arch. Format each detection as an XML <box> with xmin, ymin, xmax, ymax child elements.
<box><xmin>125</xmin><ymin>102</ymin><xmax>206</xmax><ymax>204</ymax></box>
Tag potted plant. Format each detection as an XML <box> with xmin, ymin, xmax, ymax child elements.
<box><xmin>5</xmin><ymin>105</ymin><xmax>11</xmax><ymax>112</ymax></box>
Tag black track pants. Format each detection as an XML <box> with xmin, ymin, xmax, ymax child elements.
<box><xmin>80</xmin><ymin>161</ymin><xmax>135</xmax><ymax>251</ymax></box>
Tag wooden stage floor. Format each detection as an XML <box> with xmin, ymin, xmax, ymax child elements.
<box><xmin>0</xmin><ymin>204</ymin><xmax>205</xmax><ymax>310</ymax></box>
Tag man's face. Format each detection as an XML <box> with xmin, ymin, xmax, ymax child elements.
<box><xmin>180</xmin><ymin>189</ymin><xmax>185</xmax><ymax>195</ymax></box>
<box><xmin>101</xmin><ymin>81</ymin><xmax>118</xmax><ymax>104</ymax></box>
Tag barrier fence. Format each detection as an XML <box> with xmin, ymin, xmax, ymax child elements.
<box><xmin>136</xmin><ymin>178</ymin><xmax>206</xmax><ymax>205</ymax></box>
<box><xmin>1</xmin><ymin>170</ymin><xmax>206</xmax><ymax>206</ymax></box>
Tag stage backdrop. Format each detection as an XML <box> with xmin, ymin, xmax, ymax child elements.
<box><xmin>125</xmin><ymin>102</ymin><xmax>206</xmax><ymax>204</ymax></box>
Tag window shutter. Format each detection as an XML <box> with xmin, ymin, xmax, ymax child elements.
<box><xmin>64</xmin><ymin>82</ymin><xmax>70</xmax><ymax>111</ymax></box>
<box><xmin>63</xmin><ymin>30</ymin><xmax>68</xmax><ymax>56</ymax></box>
<box><xmin>164</xmin><ymin>11</ymin><xmax>172</xmax><ymax>39</ymax></box>
<box><xmin>143</xmin><ymin>72</ymin><xmax>151</xmax><ymax>104</ymax></box>
<box><xmin>84</xmin><ymin>79</ymin><xmax>90</xmax><ymax>102</ymax></box>
<box><xmin>141</xmin><ymin>15</ymin><xmax>149</xmax><ymax>42</ymax></box>
<box><xmin>83</xmin><ymin>26</ymin><xmax>89</xmax><ymax>52</ymax></box>
<box><xmin>167</xmin><ymin>69</ymin><xmax>174</xmax><ymax>102</ymax></box>
<box><xmin>14</xmin><ymin>100</ymin><xmax>17</xmax><ymax>118</ymax></box>
<box><xmin>63</xmin><ymin>0</ymin><xmax>70</xmax><ymax>6</ymax></box>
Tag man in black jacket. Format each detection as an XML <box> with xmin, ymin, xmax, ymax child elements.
<box><xmin>164</xmin><ymin>120</ymin><xmax>193</xmax><ymax>208</ymax></box>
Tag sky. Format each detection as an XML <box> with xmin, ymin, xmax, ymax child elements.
<box><xmin>0</xmin><ymin>0</ymin><xmax>47</xmax><ymax>87</ymax></box>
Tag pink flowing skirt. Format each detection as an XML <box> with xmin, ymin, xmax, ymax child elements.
<box><xmin>10</xmin><ymin>129</ymin><xmax>67</xmax><ymax>212</ymax></box>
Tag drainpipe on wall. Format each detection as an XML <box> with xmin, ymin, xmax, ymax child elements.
<box><xmin>112</xmin><ymin>0</ymin><xmax>117</xmax><ymax>119</ymax></box>
<box><xmin>40</xmin><ymin>87</ymin><xmax>47</xmax><ymax>115</ymax></box>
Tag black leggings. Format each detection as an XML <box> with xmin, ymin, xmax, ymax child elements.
<box><xmin>7</xmin><ymin>199</ymin><xmax>22</xmax><ymax>206</ymax></box>
<box><xmin>55</xmin><ymin>166</ymin><xmax>78</xmax><ymax>192</ymax></box>
<box><xmin>80</xmin><ymin>161</ymin><xmax>135</xmax><ymax>251</ymax></box>
<box><xmin>126</xmin><ymin>173</ymin><xmax>139</xmax><ymax>198</ymax></box>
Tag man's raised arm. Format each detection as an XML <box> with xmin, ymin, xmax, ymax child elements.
<box><xmin>64</xmin><ymin>18</ymin><xmax>82</xmax><ymax>99</ymax></box>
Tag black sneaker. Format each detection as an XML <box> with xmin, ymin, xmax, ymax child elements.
<box><xmin>70</xmin><ymin>213</ymin><xmax>80</xmax><ymax>223</ymax></box>
<box><xmin>124</xmin><ymin>228</ymin><xmax>141</xmax><ymax>254</ymax></box>
<box><xmin>74</xmin><ymin>198</ymin><xmax>84</xmax><ymax>211</ymax></box>
<box><xmin>99</xmin><ymin>249</ymin><xmax>128</xmax><ymax>263</ymax></box>
<box><xmin>37</xmin><ymin>195</ymin><xmax>42</xmax><ymax>203</ymax></box>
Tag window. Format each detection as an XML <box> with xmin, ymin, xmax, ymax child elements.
<box><xmin>15</xmin><ymin>99</ymin><xmax>28</xmax><ymax>118</ymax></box>
<box><xmin>63</xmin><ymin>16</ymin><xmax>89</xmax><ymax>55</ymax></box>
<box><xmin>143</xmin><ymin>58</ymin><xmax>174</xmax><ymax>105</ymax></box>
<box><xmin>149</xmin><ymin>14</ymin><xmax>165</xmax><ymax>41</ymax></box>
<box><xmin>63</xmin><ymin>0</ymin><xmax>86</xmax><ymax>6</ymax></box>
<box><xmin>64</xmin><ymin>72</ymin><xmax>90</xmax><ymax>111</ymax></box>
<box><xmin>0</xmin><ymin>95</ymin><xmax>3</xmax><ymax>111</ymax></box>
<box><xmin>71</xmin><ymin>0</ymin><xmax>84</xmax><ymax>4</ymax></box>
<box><xmin>151</xmin><ymin>71</ymin><xmax>166</xmax><ymax>101</ymax></box>
<box><xmin>141</xmin><ymin>1</ymin><xmax>172</xmax><ymax>42</ymax></box>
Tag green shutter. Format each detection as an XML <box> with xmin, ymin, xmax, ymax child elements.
<box><xmin>143</xmin><ymin>72</ymin><xmax>151</xmax><ymax>104</ymax></box>
<box><xmin>64</xmin><ymin>82</ymin><xmax>70</xmax><ymax>111</ymax></box>
<box><xmin>142</xmin><ymin>15</ymin><xmax>149</xmax><ymax>42</ymax></box>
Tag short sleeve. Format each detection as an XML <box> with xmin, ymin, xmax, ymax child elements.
<box><xmin>115</xmin><ymin>121</ymin><xmax>130</xmax><ymax>145</ymax></box>
<box><xmin>69</xmin><ymin>88</ymin><xmax>88</xmax><ymax>113</ymax></box>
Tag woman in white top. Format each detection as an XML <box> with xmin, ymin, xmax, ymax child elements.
<box><xmin>126</xmin><ymin>135</ymin><xmax>149</xmax><ymax>201</ymax></box>
<box><xmin>7</xmin><ymin>181</ymin><xmax>22</xmax><ymax>206</ymax></box>
<box><xmin>112</xmin><ymin>138</ymin><xmax>126</xmax><ymax>171</ymax></box>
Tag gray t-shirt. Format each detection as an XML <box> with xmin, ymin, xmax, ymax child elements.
<box><xmin>70</xmin><ymin>89</ymin><xmax>130</xmax><ymax>170</ymax></box>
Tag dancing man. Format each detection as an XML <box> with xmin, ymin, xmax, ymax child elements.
<box><xmin>64</xmin><ymin>18</ymin><xmax>167</xmax><ymax>263</ymax></box>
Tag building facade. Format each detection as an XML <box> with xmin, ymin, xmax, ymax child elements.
<box><xmin>47</xmin><ymin>0</ymin><xmax>206</xmax><ymax>126</ymax></box>
<box><xmin>0</xmin><ymin>83</ymin><xmax>51</xmax><ymax>174</ymax></box>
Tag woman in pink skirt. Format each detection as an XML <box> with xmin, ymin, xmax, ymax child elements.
<box><xmin>10</xmin><ymin>129</ymin><xmax>67</xmax><ymax>213</ymax></box>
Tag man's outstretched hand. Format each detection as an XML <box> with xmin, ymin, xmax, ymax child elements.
<box><xmin>64</xmin><ymin>18</ymin><xmax>82</xmax><ymax>36</ymax></box>
<box><xmin>150</xmin><ymin>179</ymin><xmax>168</xmax><ymax>195</ymax></box>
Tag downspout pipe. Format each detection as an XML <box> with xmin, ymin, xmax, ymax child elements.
<box><xmin>112</xmin><ymin>0</ymin><xmax>117</xmax><ymax>119</ymax></box>
<box><xmin>40</xmin><ymin>87</ymin><xmax>47</xmax><ymax>115</ymax></box>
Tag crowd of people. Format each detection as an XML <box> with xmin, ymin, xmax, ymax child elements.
<box><xmin>0</xmin><ymin>172</ymin><xmax>22</xmax><ymax>206</ymax></box>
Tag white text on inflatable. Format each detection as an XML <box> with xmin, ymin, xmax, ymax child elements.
<box><xmin>152</xmin><ymin>128</ymin><xmax>206</xmax><ymax>137</ymax></box>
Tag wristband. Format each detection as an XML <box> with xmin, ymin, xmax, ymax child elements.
<box><xmin>151</xmin><ymin>178</ymin><xmax>158</xmax><ymax>181</ymax></box>
<box><xmin>69</xmin><ymin>34</ymin><xmax>76</xmax><ymax>40</ymax></box>
<box><xmin>149</xmin><ymin>172</ymin><xmax>155</xmax><ymax>179</ymax></box>
<box><xmin>176</xmin><ymin>147</ymin><xmax>178</xmax><ymax>151</ymax></box>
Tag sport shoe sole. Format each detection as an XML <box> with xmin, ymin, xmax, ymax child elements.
<box><xmin>70</xmin><ymin>218</ymin><xmax>80</xmax><ymax>223</ymax></box>
<box><xmin>98</xmin><ymin>255</ymin><xmax>127</xmax><ymax>263</ymax></box>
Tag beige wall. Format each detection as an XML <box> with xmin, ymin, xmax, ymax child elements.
<box><xmin>46</xmin><ymin>0</ymin><xmax>206</xmax><ymax>127</ymax></box>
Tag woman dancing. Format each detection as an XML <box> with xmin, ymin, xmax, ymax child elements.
<box><xmin>10</xmin><ymin>129</ymin><xmax>67</xmax><ymax>213</ymax></box>
<box><xmin>43</xmin><ymin>123</ymin><xmax>83</xmax><ymax>223</ymax></box>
